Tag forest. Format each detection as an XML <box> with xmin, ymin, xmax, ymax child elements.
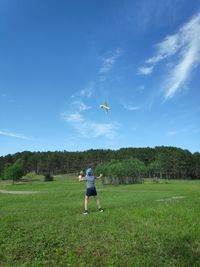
<box><xmin>0</xmin><ymin>146</ymin><xmax>200</xmax><ymax>180</ymax></box>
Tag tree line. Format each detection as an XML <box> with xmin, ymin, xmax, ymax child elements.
<box><xmin>0</xmin><ymin>146</ymin><xmax>200</xmax><ymax>180</ymax></box>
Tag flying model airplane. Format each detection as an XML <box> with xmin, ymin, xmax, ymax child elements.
<box><xmin>100</xmin><ymin>102</ymin><xmax>110</xmax><ymax>112</ymax></box>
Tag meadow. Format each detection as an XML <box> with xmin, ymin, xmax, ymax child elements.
<box><xmin>0</xmin><ymin>175</ymin><xmax>200</xmax><ymax>267</ymax></box>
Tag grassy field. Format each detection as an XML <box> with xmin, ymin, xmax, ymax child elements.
<box><xmin>0</xmin><ymin>175</ymin><xmax>200</xmax><ymax>267</ymax></box>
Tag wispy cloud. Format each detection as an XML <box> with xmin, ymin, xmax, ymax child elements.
<box><xmin>136</xmin><ymin>85</ymin><xmax>145</xmax><ymax>93</ymax></box>
<box><xmin>137</xmin><ymin>66</ymin><xmax>154</xmax><ymax>75</ymax></box>
<box><xmin>167</xmin><ymin>130</ymin><xmax>178</xmax><ymax>136</ymax></box>
<box><xmin>80</xmin><ymin>82</ymin><xmax>93</xmax><ymax>98</ymax></box>
<box><xmin>145</xmin><ymin>34</ymin><xmax>181</xmax><ymax>65</ymax></box>
<box><xmin>62</xmin><ymin>112</ymin><xmax>119</xmax><ymax>139</ymax></box>
<box><xmin>72</xmin><ymin>100</ymin><xmax>91</xmax><ymax>112</ymax></box>
<box><xmin>0</xmin><ymin>129</ymin><xmax>32</xmax><ymax>140</ymax></box>
<box><xmin>70</xmin><ymin>82</ymin><xmax>94</xmax><ymax>99</ymax></box>
<box><xmin>167</xmin><ymin>126</ymin><xmax>192</xmax><ymax>136</ymax></box>
<box><xmin>131</xmin><ymin>0</ymin><xmax>184</xmax><ymax>32</ymax></box>
<box><xmin>63</xmin><ymin>112</ymin><xmax>85</xmax><ymax>123</ymax></box>
<box><xmin>123</xmin><ymin>104</ymin><xmax>141</xmax><ymax>111</ymax></box>
<box><xmin>138</xmin><ymin>12</ymin><xmax>200</xmax><ymax>99</ymax></box>
<box><xmin>99</xmin><ymin>48</ymin><xmax>122</xmax><ymax>75</ymax></box>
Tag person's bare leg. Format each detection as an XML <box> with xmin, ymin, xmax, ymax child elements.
<box><xmin>94</xmin><ymin>196</ymin><xmax>101</xmax><ymax>209</ymax></box>
<box><xmin>85</xmin><ymin>195</ymin><xmax>89</xmax><ymax>211</ymax></box>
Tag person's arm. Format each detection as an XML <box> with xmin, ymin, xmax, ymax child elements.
<box><xmin>96</xmin><ymin>173</ymin><xmax>103</xmax><ymax>179</ymax></box>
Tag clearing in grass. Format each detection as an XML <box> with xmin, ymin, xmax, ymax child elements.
<box><xmin>0</xmin><ymin>175</ymin><xmax>200</xmax><ymax>266</ymax></box>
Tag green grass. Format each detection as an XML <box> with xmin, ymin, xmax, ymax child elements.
<box><xmin>0</xmin><ymin>176</ymin><xmax>200</xmax><ymax>267</ymax></box>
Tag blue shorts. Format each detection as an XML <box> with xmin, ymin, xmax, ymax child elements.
<box><xmin>86</xmin><ymin>187</ymin><xmax>97</xmax><ymax>197</ymax></box>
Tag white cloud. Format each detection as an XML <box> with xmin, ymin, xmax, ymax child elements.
<box><xmin>80</xmin><ymin>82</ymin><xmax>93</xmax><ymax>98</ymax></box>
<box><xmin>72</xmin><ymin>100</ymin><xmax>91</xmax><ymax>111</ymax></box>
<box><xmin>0</xmin><ymin>129</ymin><xmax>32</xmax><ymax>140</ymax></box>
<box><xmin>167</xmin><ymin>130</ymin><xmax>178</xmax><ymax>136</ymax></box>
<box><xmin>99</xmin><ymin>48</ymin><xmax>122</xmax><ymax>74</ymax></box>
<box><xmin>137</xmin><ymin>66</ymin><xmax>154</xmax><ymax>75</ymax></box>
<box><xmin>78</xmin><ymin>121</ymin><xmax>119</xmax><ymax>139</ymax></box>
<box><xmin>70</xmin><ymin>82</ymin><xmax>94</xmax><ymax>99</ymax></box>
<box><xmin>146</xmin><ymin>35</ymin><xmax>181</xmax><ymax>64</ymax></box>
<box><xmin>165</xmin><ymin>46</ymin><xmax>197</xmax><ymax>99</ymax></box>
<box><xmin>62</xmin><ymin>112</ymin><xmax>85</xmax><ymax>123</ymax></box>
<box><xmin>138</xmin><ymin>12</ymin><xmax>200</xmax><ymax>99</ymax></box>
<box><xmin>123</xmin><ymin>104</ymin><xmax>141</xmax><ymax>111</ymax></box>
<box><xmin>62</xmin><ymin>112</ymin><xmax>119</xmax><ymax>139</ymax></box>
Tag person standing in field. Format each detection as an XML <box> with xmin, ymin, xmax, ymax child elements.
<box><xmin>78</xmin><ymin>168</ymin><xmax>104</xmax><ymax>215</ymax></box>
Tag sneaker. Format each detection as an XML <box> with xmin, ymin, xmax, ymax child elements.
<box><xmin>83</xmin><ymin>210</ymin><xmax>88</xmax><ymax>215</ymax></box>
<box><xmin>98</xmin><ymin>208</ymin><xmax>104</xmax><ymax>213</ymax></box>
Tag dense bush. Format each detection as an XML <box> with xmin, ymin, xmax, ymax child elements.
<box><xmin>95</xmin><ymin>158</ymin><xmax>146</xmax><ymax>185</ymax></box>
<box><xmin>44</xmin><ymin>173</ymin><xmax>54</xmax><ymax>182</ymax></box>
<box><xmin>23</xmin><ymin>172</ymin><xmax>37</xmax><ymax>179</ymax></box>
<box><xmin>3</xmin><ymin>162</ymin><xmax>24</xmax><ymax>182</ymax></box>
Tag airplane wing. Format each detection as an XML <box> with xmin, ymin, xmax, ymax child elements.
<box><xmin>100</xmin><ymin>102</ymin><xmax>110</xmax><ymax>112</ymax></box>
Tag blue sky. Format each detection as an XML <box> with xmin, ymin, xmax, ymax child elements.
<box><xmin>0</xmin><ymin>0</ymin><xmax>200</xmax><ymax>156</ymax></box>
